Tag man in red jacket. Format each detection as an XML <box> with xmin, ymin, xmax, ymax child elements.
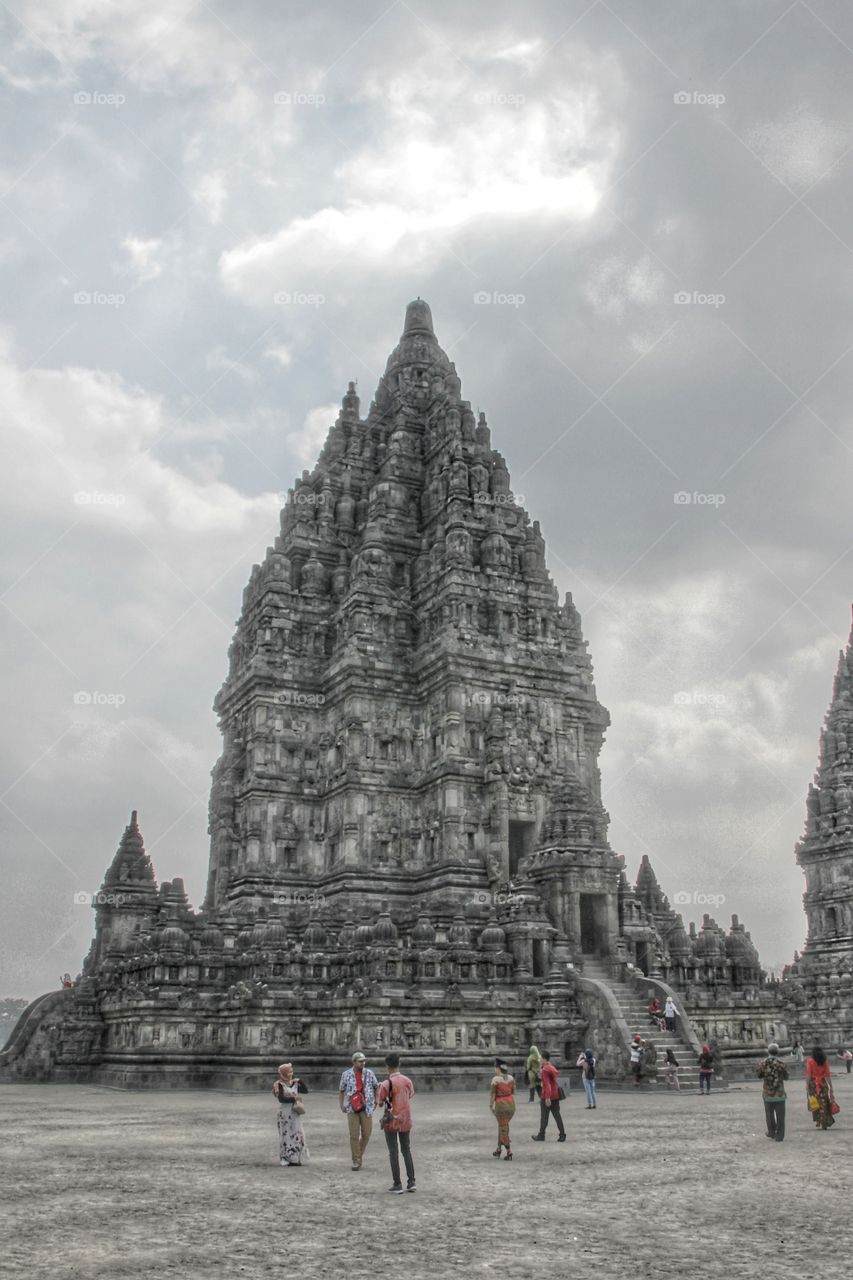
<box><xmin>531</xmin><ymin>1051</ymin><xmax>566</xmax><ymax>1142</ymax></box>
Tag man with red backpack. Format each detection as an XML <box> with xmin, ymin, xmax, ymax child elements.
<box><xmin>338</xmin><ymin>1050</ymin><xmax>379</xmax><ymax>1170</ymax></box>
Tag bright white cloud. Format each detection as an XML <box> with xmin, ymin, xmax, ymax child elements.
<box><xmin>286</xmin><ymin>402</ymin><xmax>338</xmax><ymax>469</ymax></box>
<box><xmin>121</xmin><ymin>235</ymin><xmax>163</xmax><ymax>284</ymax></box>
<box><xmin>747</xmin><ymin>105</ymin><xmax>851</xmax><ymax>190</ymax></box>
<box><xmin>221</xmin><ymin>50</ymin><xmax>624</xmax><ymax>301</ymax></box>
<box><xmin>0</xmin><ymin>337</ymin><xmax>276</xmax><ymax>535</ymax></box>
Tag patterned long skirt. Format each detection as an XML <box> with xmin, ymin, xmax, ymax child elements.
<box><xmin>278</xmin><ymin>1104</ymin><xmax>308</xmax><ymax>1164</ymax></box>
<box><xmin>494</xmin><ymin>1099</ymin><xmax>516</xmax><ymax>1148</ymax></box>
<box><xmin>811</xmin><ymin>1081</ymin><xmax>835</xmax><ymax>1130</ymax></box>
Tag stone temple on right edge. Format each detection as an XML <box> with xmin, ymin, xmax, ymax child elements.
<box><xmin>2</xmin><ymin>300</ymin><xmax>793</xmax><ymax>1088</ymax></box>
<box><xmin>785</xmin><ymin>614</ymin><xmax>853</xmax><ymax>1045</ymax></box>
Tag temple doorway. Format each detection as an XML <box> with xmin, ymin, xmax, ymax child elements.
<box><xmin>508</xmin><ymin>819</ymin><xmax>535</xmax><ymax>878</ymax></box>
<box><xmin>579</xmin><ymin>893</ymin><xmax>608</xmax><ymax>955</ymax></box>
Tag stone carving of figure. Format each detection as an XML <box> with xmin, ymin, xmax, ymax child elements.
<box><xmin>335</xmin><ymin>476</ymin><xmax>356</xmax><ymax>531</ymax></box>
<box><xmin>446</xmin><ymin>522</ymin><xmax>472</xmax><ymax>568</ymax></box>
<box><xmin>300</xmin><ymin>553</ymin><xmax>327</xmax><ymax>596</ymax></box>
<box><xmin>479</xmin><ymin>515</ymin><xmax>511</xmax><ymax>571</ymax></box>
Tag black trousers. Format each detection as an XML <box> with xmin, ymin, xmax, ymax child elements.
<box><xmin>764</xmin><ymin>1098</ymin><xmax>786</xmax><ymax>1141</ymax></box>
<box><xmin>384</xmin><ymin>1127</ymin><xmax>415</xmax><ymax>1185</ymax></box>
<box><xmin>538</xmin><ymin>1098</ymin><xmax>565</xmax><ymax>1138</ymax></box>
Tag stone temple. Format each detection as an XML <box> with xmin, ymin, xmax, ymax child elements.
<box><xmin>1</xmin><ymin>301</ymin><xmax>792</xmax><ymax>1088</ymax></box>
<box><xmin>784</xmin><ymin>613</ymin><xmax>853</xmax><ymax>1045</ymax></box>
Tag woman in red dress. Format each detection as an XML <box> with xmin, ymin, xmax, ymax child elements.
<box><xmin>490</xmin><ymin>1059</ymin><xmax>516</xmax><ymax>1160</ymax></box>
<box><xmin>805</xmin><ymin>1045</ymin><xmax>837</xmax><ymax>1130</ymax></box>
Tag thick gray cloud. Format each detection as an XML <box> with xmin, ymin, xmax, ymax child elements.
<box><xmin>2</xmin><ymin>0</ymin><xmax>852</xmax><ymax>994</ymax></box>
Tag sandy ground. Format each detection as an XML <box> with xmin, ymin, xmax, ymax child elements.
<box><xmin>1</xmin><ymin>1072</ymin><xmax>850</xmax><ymax>1280</ymax></box>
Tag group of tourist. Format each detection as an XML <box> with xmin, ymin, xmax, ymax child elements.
<box><xmin>273</xmin><ymin>1052</ymin><xmax>417</xmax><ymax>1192</ymax></box>
<box><xmin>272</xmin><ymin>1037</ymin><xmax>842</xmax><ymax>1177</ymax></box>
<box><xmin>756</xmin><ymin>1043</ymin><xmax>840</xmax><ymax>1140</ymax></box>
<box><xmin>628</xmin><ymin>1032</ymin><xmax>714</xmax><ymax>1092</ymax></box>
<box><xmin>646</xmin><ymin>994</ymin><xmax>679</xmax><ymax>1033</ymax></box>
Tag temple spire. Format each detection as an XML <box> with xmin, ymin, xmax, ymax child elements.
<box><xmin>102</xmin><ymin>810</ymin><xmax>156</xmax><ymax>888</ymax></box>
<box><xmin>402</xmin><ymin>297</ymin><xmax>435</xmax><ymax>337</ymax></box>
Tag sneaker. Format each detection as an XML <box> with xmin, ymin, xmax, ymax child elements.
<box><xmin>557</xmin><ymin>1135</ymin><xmax>567</xmax><ymax>1142</ymax></box>
<box><xmin>351</xmin><ymin>1161</ymin><xmax>361</xmax><ymax>1170</ymax></box>
<box><xmin>389</xmin><ymin>1184</ymin><xmax>404</xmax><ymax>1194</ymax></box>
<box><xmin>406</xmin><ymin>1183</ymin><xmax>416</xmax><ymax>1192</ymax></box>
<box><xmin>531</xmin><ymin>1134</ymin><xmax>545</xmax><ymax>1141</ymax></box>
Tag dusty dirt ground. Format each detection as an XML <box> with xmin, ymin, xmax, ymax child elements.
<box><xmin>2</xmin><ymin>1073</ymin><xmax>850</xmax><ymax>1279</ymax></box>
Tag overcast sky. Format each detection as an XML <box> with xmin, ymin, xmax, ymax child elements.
<box><xmin>2</xmin><ymin>0</ymin><xmax>852</xmax><ymax>996</ymax></box>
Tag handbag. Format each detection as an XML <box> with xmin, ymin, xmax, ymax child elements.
<box><xmin>830</xmin><ymin>1089</ymin><xmax>840</xmax><ymax>1115</ymax></box>
<box><xmin>293</xmin><ymin>1101</ymin><xmax>306</xmax><ymax>1116</ymax></box>
<box><xmin>380</xmin><ymin>1078</ymin><xmax>395</xmax><ymax>1130</ymax></box>
<box><xmin>557</xmin><ymin>1086</ymin><xmax>566</xmax><ymax>1101</ymax></box>
<box><xmin>808</xmin><ymin>1093</ymin><xmax>819</xmax><ymax>1112</ymax></box>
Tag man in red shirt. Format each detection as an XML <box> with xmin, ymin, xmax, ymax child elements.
<box><xmin>531</xmin><ymin>1051</ymin><xmax>566</xmax><ymax>1142</ymax></box>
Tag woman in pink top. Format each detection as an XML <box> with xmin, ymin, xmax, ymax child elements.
<box><xmin>377</xmin><ymin>1053</ymin><xmax>416</xmax><ymax>1193</ymax></box>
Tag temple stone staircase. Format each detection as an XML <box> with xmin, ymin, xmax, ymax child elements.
<box><xmin>579</xmin><ymin>957</ymin><xmax>710</xmax><ymax>1091</ymax></box>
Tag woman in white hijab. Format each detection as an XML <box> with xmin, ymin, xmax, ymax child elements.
<box><xmin>272</xmin><ymin>1063</ymin><xmax>308</xmax><ymax>1166</ymax></box>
